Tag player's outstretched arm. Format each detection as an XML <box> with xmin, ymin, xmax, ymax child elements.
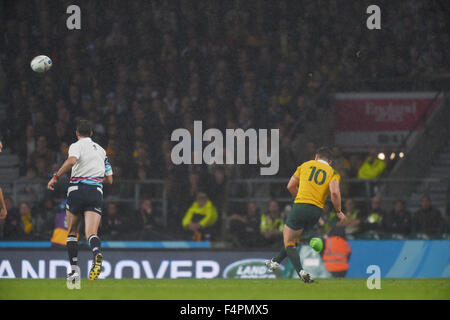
<box><xmin>329</xmin><ymin>180</ymin><xmax>345</xmax><ymax>222</ymax></box>
<box><xmin>0</xmin><ymin>187</ymin><xmax>7</xmax><ymax>219</ymax></box>
<box><xmin>287</xmin><ymin>175</ymin><xmax>299</xmax><ymax>197</ymax></box>
<box><xmin>47</xmin><ymin>156</ymin><xmax>78</xmax><ymax>190</ymax></box>
<box><xmin>0</xmin><ymin>142</ymin><xmax>6</xmax><ymax>218</ymax></box>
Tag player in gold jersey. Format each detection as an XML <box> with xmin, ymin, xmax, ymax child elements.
<box><xmin>265</xmin><ymin>147</ymin><xmax>345</xmax><ymax>283</ymax></box>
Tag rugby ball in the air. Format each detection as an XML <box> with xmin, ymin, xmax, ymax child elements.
<box><xmin>30</xmin><ymin>55</ymin><xmax>52</xmax><ymax>73</ymax></box>
<box><xmin>310</xmin><ymin>237</ymin><xmax>323</xmax><ymax>253</ymax></box>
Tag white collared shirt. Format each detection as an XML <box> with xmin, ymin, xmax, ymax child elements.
<box><xmin>68</xmin><ymin>137</ymin><xmax>112</xmax><ymax>181</ymax></box>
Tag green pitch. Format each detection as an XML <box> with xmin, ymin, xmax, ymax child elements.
<box><xmin>0</xmin><ymin>278</ymin><xmax>449</xmax><ymax>300</ymax></box>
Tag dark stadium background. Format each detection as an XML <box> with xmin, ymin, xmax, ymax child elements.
<box><xmin>0</xmin><ymin>0</ymin><xmax>449</xmax><ymax>281</ymax></box>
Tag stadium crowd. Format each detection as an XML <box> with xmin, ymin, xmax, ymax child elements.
<box><xmin>0</xmin><ymin>0</ymin><xmax>449</xmax><ymax>245</ymax></box>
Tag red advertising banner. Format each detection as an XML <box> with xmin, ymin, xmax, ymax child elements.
<box><xmin>334</xmin><ymin>92</ymin><xmax>442</xmax><ymax>150</ymax></box>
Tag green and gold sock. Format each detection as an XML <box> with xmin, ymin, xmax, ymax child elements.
<box><xmin>274</xmin><ymin>247</ymin><xmax>287</xmax><ymax>263</ymax></box>
<box><xmin>286</xmin><ymin>244</ymin><xmax>303</xmax><ymax>274</ymax></box>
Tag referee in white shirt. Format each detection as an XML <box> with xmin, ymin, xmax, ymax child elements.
<box><xmin>47</xmin><ymin>120</ymin><xmax>113</xmax><ymax>281</ymax></box>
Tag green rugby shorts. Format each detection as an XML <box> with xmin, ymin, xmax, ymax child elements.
<box><xmin>285</xmin><ymin>203</ymin><xmax>322</xmax><ymax>231</ymax></box>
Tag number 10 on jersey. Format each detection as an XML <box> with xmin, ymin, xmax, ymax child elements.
<box><xmin>308</xmin><ymin>166</ymin><xmax>327</xmax><ymax>185</ymax></box>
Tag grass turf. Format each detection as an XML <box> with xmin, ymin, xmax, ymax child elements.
<box><xmin>0</xmin><ymin>278</ymin><xmax>449</xmax><ymax>300</ymax></box>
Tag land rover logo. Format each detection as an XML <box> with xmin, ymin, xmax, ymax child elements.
<box><xmin>222</xmin><ymin>259</ymin><xmax>284</xmax><ymax>279</ymax></box>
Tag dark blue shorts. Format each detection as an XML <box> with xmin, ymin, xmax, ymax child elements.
<box><xmin>66</xmin><ymin>183</ymin><xmax>103</xmax><ymax>215</ymax></box>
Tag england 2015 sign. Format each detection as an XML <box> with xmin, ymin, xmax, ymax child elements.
<box><xmin>334</xmin><ymin>92</ymin><xmax>443</xmax><ymax>151</ymax></box>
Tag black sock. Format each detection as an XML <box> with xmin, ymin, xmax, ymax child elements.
<box><xmin>88</xmin><ymin>234</ymin><xmax>101</xmax><ymax>257</ymax></box>
<box><xmin>274</xmin><ymin>239</ymin><xmax>300</xmax><ymax>263</ymax></box>
<box><xmin>273</xmin><ymin>247</ymin><xmax>287</xmax><ymax>263</ymax></box>
<box><xmin>286</xmin><ymin>244</ymin><xmax>303</xmax><ymax>273</ymax></box>
<box><xmin>67</xmin><ymin>235</ymin><xmax>78</xmax><ymax>271</ymax></box>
